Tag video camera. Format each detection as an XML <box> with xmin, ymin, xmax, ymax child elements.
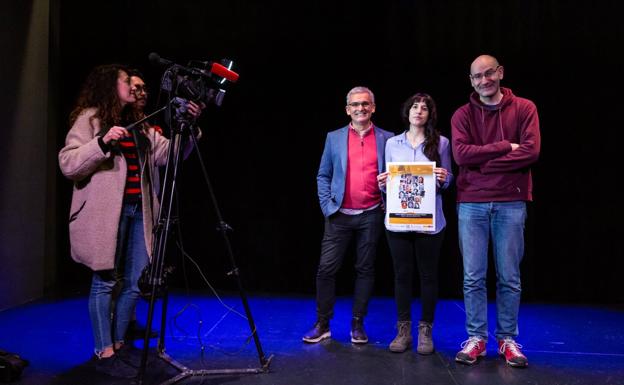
<box><xmin>149</xmin><ymin>52</ymin><xmax>239</xmax><ymax>108</ymax></box>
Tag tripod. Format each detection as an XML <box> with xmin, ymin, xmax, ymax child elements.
<box><xmin>136</xmin><ymin>108</ymin><xmax>272</xmax><ymax>385</ymax></box>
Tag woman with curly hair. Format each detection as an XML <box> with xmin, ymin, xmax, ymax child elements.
<box><xmin>59</xmin><ymin>64</ymin><xmax>201</xmax><ymax>377</ymax></box>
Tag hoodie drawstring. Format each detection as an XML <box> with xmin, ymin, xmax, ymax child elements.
<box><xmin>499</xmin><ymin>110</ymin><xmax>504</xmax><ymax>140</ymax></box>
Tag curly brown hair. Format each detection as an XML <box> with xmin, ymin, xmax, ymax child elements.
<box><xmin>69</xmin><ymin>64</ymin><xmax>132</xmax><ymax>128</ymax></box>
<box><xmin>400</xmin><ymin>93</ymin><xmax>441</xmax><ymax>166</ymax></box>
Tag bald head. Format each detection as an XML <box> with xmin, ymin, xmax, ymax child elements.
<box><xmin>470</xmin><ymin>55</ymin><xmax>499</xmax><ymax>74</ymax></box>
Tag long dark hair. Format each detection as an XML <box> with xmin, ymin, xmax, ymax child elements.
<box><xmin>69</xmin><ymin>64</ymin><xmax>132</xmax><ymax>128</ymax></box>
<box><xmin>400</xmin><ymin>93</ymin><xmax>440</xmax><ymax>165</ymax></box>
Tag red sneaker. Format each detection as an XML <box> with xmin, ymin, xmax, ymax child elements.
<box><xmin>498</xmin><ymin>338</ymin><xmax>528</xmax><ymax>367</ymax></box>
<box><xmin>455</xmin><ymin>336</ymin><xmax>486</xmax><ymax>365</ymax></box>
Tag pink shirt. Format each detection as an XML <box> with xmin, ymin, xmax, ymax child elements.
<box><xmin>342</xmin><ymin>125</ymin><xmax>381</xmax><ymax>209</ymax></box>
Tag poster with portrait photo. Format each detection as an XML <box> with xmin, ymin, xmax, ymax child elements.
<box><xmin>385</xmin><ymin>161</ymin><xmax>436</xmax><ymax>232</ymax></box>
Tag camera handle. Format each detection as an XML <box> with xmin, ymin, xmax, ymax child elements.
<box><xmin>126</xmin><ymin>103</ymin><xmax>169</xmax><ymax>132</ymax></box>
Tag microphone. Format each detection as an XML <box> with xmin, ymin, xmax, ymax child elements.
<box><xmin>209</xmin><ymin>62</ymin><xmax>239</xmax><ymax>83</ymax></box>
<box><xmin>148</xmin><ymin>52</ymin><xmax>200</xmax><ymax>75</ymax></box>
<box><xmin>148</xmin><ymin>52</ymin><xmax>173</xmax><ymax>67</ymax></box>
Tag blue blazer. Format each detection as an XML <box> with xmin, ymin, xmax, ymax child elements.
<box><xmin>317</xmin><ymin>125</ymin><xmax>394</xmax><ymax>217</ymax></box>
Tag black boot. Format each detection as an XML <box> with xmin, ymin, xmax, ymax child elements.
<box><xmin>302</xmin><ymin>319</ymin><xmax>331</xmax><ymax>343</ymax></box>
<box><xmin>350</xmin><ymin>316</ymin><xmax>368</xmax><ymax>344</ymax></box>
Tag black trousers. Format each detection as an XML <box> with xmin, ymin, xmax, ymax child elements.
<box><xmin>315</xmin><ymin>207</ymin><xmax>384</xmax><ymax>321</ymax></box>
<box><xmin>386</xmin><ymin>229</ymin><xmax>445</xmax><ymax>323</ymax></box>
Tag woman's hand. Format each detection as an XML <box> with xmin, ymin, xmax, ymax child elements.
<box><xmin>187</xmin><ymin>101</ymin><xmax>205</xmax><ymax>118</ymax></box>
<box><xmin>434</xmin><ymin>167</ymin><xmax>448</xmax><ymax>183</ymax></box>
<box><xmin>102</xmin><ymin>126</ymin><xmax>129</xmax><ymax>144</ymax></box>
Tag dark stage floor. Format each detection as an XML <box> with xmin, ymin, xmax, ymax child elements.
<box><xmin>1</xmin><ymin>293</ymin><xmax>623</xmax><ymax>385</ymax></box>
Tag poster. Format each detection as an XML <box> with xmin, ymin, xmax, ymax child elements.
<box><xmin>385</xmin><ymin>162</ymin><xmax>436</xmax><ymax>232</ymax></box>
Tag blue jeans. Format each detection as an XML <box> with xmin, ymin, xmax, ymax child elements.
<box><xmin>88</xmin><ymin>202</ymin><xmax>149</xmax><ymax>354</ymax></box>
<box><xmin>316</xmin><ymin>207</ymin><xmax>384</xmax><ymax>321</ymax></box>
<box><xmin>457</xmin><ymin>201</ymin><xmax>526</xmax><ymax>340</ymax></box>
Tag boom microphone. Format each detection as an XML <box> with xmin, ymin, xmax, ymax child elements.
<box><xmin>148</xmin><ymin>52</ymin><xmax>202</xmax><ymax>76</ymax></box>
<box><xmin>148</xmin><ymin>52</ymin><xmax>173</xmax><ymax>67</ymax></box>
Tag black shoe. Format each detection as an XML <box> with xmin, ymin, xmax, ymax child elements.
<box><xmin>350</xmin><ymin>316</ymin><xmax>368</xmax><ymax>344</ymax></box>
<box><xmin>302</xmin><ymin>320</ymin><xmax>331</xmax><ymax>343</ymax></box>
<box><xmin>125</xmin><ymin>320</ymin><xmax>158</xmax><ymax>341</ymax></box>
<box><xmin>95</xmin><ymin>354</ymin><xmax>137</xmax><ymax>378</ymax></box>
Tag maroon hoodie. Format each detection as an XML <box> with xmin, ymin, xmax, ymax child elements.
<box><xmin>451</xmin><ymin>87</ymin><xmax>540</xmax><ymax>202</ymax></box>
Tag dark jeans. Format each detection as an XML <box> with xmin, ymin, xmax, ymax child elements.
<box><xmin>316</xmin><ymin>207</ymin><xmax>384</xmax><ymax>321</ymax></box>
<box><xmin>386</xmin><ymin>229</ymin><xmax>445</xmax><ymax>323</ymax></box>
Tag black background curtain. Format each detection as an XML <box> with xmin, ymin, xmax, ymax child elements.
<box><xmin>52</xmin><ymin>0</ymin><xmax>624</xmax><ymax>303</ymax></box>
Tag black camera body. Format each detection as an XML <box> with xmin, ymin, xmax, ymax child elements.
<box><xmin>151</xmin><ymin>53</ymin><xmax>237</xmax><ymax>108</ymax></box>
<box><xmin>173</xmin><ymin>67</ymin><xmax>227</xmax><ymax>107</ymax></box>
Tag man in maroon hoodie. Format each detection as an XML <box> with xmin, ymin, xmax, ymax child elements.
<box><xmin>451</xmin><ymin>55</ymin><xmax>540</xmax><ymax>368</ymax></box>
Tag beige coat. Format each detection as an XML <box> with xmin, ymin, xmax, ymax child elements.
<box><xmin>59</xmin><ymin>108</ymin><xmax>172</xmax><ymax>271</ymax></box>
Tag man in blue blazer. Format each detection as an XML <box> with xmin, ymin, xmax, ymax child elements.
<box><xmin>303</xmin><ymin>86</ymin><xmax>394</xmax><ymax>344</ymax></box>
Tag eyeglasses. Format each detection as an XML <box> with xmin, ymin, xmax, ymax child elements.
<box><xmin>469</xmin><ymin>66</ymin><xmax>501</xmax><ymax>81</ymax></box>
<box><xmin>133</xmin><ymin>85</ymin><xmax>148</xmax><ymax>94</ymax></box>
<box><xmin>347</xmin><ymin>101</ymin><xmax>373</xmax><ymax>108</ymax></box>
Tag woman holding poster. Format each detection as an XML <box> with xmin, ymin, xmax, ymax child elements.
<box><xmin>377</xmin><ymin>93</ymin><xmax>453</xmax><ymax>354</ymax></box>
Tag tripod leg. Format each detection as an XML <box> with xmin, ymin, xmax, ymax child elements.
<box><xmin>190</xmin><ymin>125</ymin><xmax>270</xmax><ymax>369</ymax></box>
<box><xmin>158</xmin><ymin>292</ymin><xmax>169</xmax><ymax>353</ymax></box>
<box><xmin>137</xmin><ymin>286</ymin><xmax>159</xmax><ymax>385</ymax></box>
<box><xmin>221</xmin><ymin>251</ymin><xmax>267</xmax><ymax>367</ymax></box>
<box><xmin>137</xmin><ymin>123</ymin><xmax>188</xmax><ymax>383</ymax></box>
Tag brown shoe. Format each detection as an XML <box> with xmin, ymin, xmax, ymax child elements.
<box><xmin>417</xmin><ymin>321</ymin><xmax>434</xmax><ymax>355</ymax></box>
<box><xmin>389</xmin><ymin>321</ymin><xmax>412</xmax><ymax>353</ymax></box>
